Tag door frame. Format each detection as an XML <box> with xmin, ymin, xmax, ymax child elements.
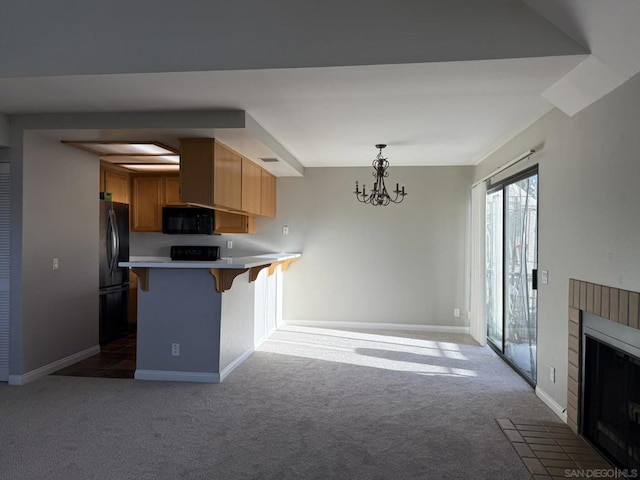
<box><xmin>486</xmin><ymin>165</ymin><xmax>539</xmax><ymax>386</ymax></box>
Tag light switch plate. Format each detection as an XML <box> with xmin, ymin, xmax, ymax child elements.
<box><xmin>541</xmin><ymin>270</ymin><xmax>549</xmax><ymax>285</ymax></box>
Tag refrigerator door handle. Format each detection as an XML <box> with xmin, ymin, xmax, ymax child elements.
<box><xmin>107</xmin><ymin>209</ymin><xmax>118</xmax><ymax>273</ymax></box>
<box><xmin>111</xmin><ymin>208</ymin><xmax>120</xmax><ymax>269</ymax></box>
<box><xmin>106</xmin><ymin>210</ymin><xmax>113</xmax><ymax>272</ymax></box>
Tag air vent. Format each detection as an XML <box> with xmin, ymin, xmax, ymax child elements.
<box><xmin>260</xmin><ymin>157</ymin><xmax>279</xmax><ymax>163</ymax></box>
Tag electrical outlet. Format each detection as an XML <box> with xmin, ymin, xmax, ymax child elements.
<box><xmin>226</xmin><ymin>240</ymin><xmax>233</xmax><ymax>249</ymax></box>
<box><xmin>52</xmin><ymin>258</ymin><xmax>59</xmax><ymax>271</ymax></box>
<box><xmin>453</xmin><ymin>308</ymin><xmax>460</xmax><ymax>317</ymax></box>
<box><xmin>282</xmin><ymin>225</ymin><xmax>289</xmax><ymax>236</ymax></box>
<box><xmin>549</xmin><ymin>366</ymin><xmax>556</xmax><ymax>383</ymax></box>
<box><xmin>171</xmin><ymin>343</ymin><xmax>180</xmax><ymax>356</ymax></box>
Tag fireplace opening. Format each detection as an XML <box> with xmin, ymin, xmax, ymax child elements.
<box><xmin>582</xmin><ymin>312</ymin><xmax>640</xmax><ymax>470</ymax></box>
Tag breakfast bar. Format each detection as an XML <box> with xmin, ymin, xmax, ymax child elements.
<box><xmin>119</xmin><ymin>253</ymin><xmax>300</xmax><ymax>383</ymax></box>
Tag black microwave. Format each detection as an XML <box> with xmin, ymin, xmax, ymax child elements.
<box><xmin>162</xmin><ymin>206</ymin><xmax>214</xmax><ymax>235</ymax></box>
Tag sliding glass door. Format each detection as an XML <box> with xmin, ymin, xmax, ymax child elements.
<box><xmin>486</xmin><ymin>168</ymin><xmax>538</xmax><ymax>384</ymax></box>
<box><xmin>486</xmin><ymin>189</ymin><xmax>503</xmax><ymax>347</ymax></box>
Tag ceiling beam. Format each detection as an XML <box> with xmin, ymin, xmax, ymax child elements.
<box><xmin>0</xmin><ymin>0</ymin><xmax>587</xmax><ymax>78</ymax></box>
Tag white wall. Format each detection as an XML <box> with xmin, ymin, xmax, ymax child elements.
<box><xmin>22</xmin><ymin>132</ymin><xmax>99</xmax><ymax>373</ymax></box>
<box><xmin>10</xmin><ymin>121</ymin><xmax>473</xmax><ymax>378</ymax></box>
<box><xmin>474</xmin><ymin>72</ymin><xmax>640</xmax><ymax>408</ymax></box>
<box><xmin>133</xmin><ymin>166</ymin><xmax>473</xmax><ymax>327</ymax></box>
<box><xmin>274</xmin><ymin>167</ymin><xmax>472</xmax><ymax>326</ymax></box>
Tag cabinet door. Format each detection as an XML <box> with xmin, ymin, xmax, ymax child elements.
<box><xmin>104</xmin><ymin>169</ymin><xmax>130</xmax><ymax>204</ymax></box>
<box><xmin>163</xmin><ymin>176</ymin><xmax>181</xmax><ymax>205</ymax></box>
<box><xmin>260</xmin><ymin>170</ymin><xmax>276</xmax><ymax>218</ymax></box>
<box><xmin>131</xmin><ymin>176</ymin><xmax>163</xmax><ymax>231</ymax></box>
<box><xmin>213</xmin><ymin>142</ymin><xmax>242</xmax><ymax>211</ymax></box>
<box><xmin>179</xmin><ymin>138</ymin><xmax>215</xmax><ymax>206</ymax></box>
<box><xmin>241</xmin><ymin>158</ymin><xmax>262</xmax><ymax>215</ymax></box>
<box><xmin>214</xmin><ymin>211</ymin><xmax>256</xmax><ymax>234</ymax></box>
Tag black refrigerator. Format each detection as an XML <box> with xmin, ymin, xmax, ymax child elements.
<box><xmin>99</xmin><ymin>200</ymin><xmax>130</xmax><ymax>344</ymax></box>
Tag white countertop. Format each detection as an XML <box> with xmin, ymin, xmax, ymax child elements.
<box><xmin>119</xmin><ymin>253</ymin><xmax>301</xmax><ymax>269</ymax></box>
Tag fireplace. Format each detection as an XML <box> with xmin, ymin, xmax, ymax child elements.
<box><xmin>567</xmin><ymin>280</ymin><xmax>640</xmax><ymax>472</ymax></box>
<box><xmin>581</xmin><ymin>312</ymin><xmax>640</xmax><ymax>469</ymax></box>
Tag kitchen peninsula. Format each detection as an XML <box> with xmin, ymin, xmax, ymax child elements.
<box><xmin>119</xmin><ymin>253</ymin><xmax>300</xmax><ymax>383</ymax></box>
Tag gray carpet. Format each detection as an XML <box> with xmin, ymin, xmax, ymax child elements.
<box><xmin>0</xmin><ymin>326</ymin><xmax>558</xmax><ymax>479</ymax></box>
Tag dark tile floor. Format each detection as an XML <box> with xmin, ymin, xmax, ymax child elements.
<box><xmin>497</xmin><ymin>418</ymin><xmax>613</xmax><ymax>479</ymax></box>
<box><xmin>51</xmin><ymin>333</ymin><xmax>136</xmax><ymax>379</ymax></box>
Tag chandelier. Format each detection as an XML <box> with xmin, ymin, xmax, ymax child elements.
<box><xmin>354</xmin><ymin>144</ymin><xmax>407</xmax><ymax>206</ymax></box>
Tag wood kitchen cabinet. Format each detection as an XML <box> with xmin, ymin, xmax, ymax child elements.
<box><xmin>163</xmin><ymin>176</ymin><xmax>181</xmax><ymax>205</ymax></box>
<box><xmin>130</xmin><ymin>174</ymin><xmax>180</xmax><ymax>232</ymax></box>
<box><xmin>179</xmin><ymin>138</ymin><xmax>277</xmax><ymax>234</ymax></box>
<box><xmin>241</xmin><ymin>157</ymin><xmax>262</xmax><ymax>215</ymax></box>
<box><xmin>214</xmin><ymin>142</ymin><xmax>243</xmax><ymax>211</ymax></box>
<box><xmin>180</xmin><ymin>138</ymin><xmax>277</xmax><ymax>220</ymax></box>
<box><xmin>100</xmin><ymin>164</ymin><xmax>130</xmax><ymax>204</ymax></box>
<box><xmin>180</xmin><ymin>138</ymin><xmax>242</xmax><ymax>211</ymax></box>
<box><xmin>215</xmin><ymin>211</ymin><xmax>256</xmax><ymax>234</ymax></box>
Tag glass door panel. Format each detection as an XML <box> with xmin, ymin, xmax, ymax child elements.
<box><xmin>503</xmin><ymin>175</ymin><xmax>538</xmax><ymax>383</ymax></box>
<box><xmin>485</xmin><ymin>170</ymin><xmax>538</xmax><ymax>384</ymax></box>
<box><xmin>486</xmin><ymin>190</ymin><xmax>503</xmax><ymax>348</ymax></box>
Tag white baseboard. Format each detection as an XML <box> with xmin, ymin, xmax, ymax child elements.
<box><xmin>135</xmin><ymin>346</ymin><xmax>255</xmax><ymax>384</ymax></box>
<box><xmin>535</xmin><ymin>386</ymin><xmax>568</xmax><ymax>423</ymax></box>
<box><xmin>220</xmin><ymin>345</ymin><xmax>255</xmax><ymax>382</ymax></box>
<box><xmin>283</xmin><ymin>320</ymin><xmax>470</xmax><ymax>334</ymax></box>
<box><xmin>254</xmin><ymin>324</ymin><xmax>278</xmax><ymax>351</ymax></box>
<box><xmin>135</xmin><ymin>369</ymin><xmax>220</xmax><ymax>383</ymax></box>
<box><xmin>135</xmin><ymin>331</ymin><xmax>274</xmax><ymax>384</ymax></box>
<box><xmin>9</xmin><ymin>345</ymin><xmax>101</xmax><ymax>386</ymax></box>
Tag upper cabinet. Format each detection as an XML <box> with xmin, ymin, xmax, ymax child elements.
<box><xmin>130</xmin><ymin>174</ymin><xmax>180</xmax><ymax>232</ymax></box>
<box><xmin>131</xmin><ymin>176</ymin><xmax>163</xmax><ymax>232</ymax></box>
<box><xmin>100</xmin><ymin>165</ymin><xmax>130</xmax><ymax>204</ymax></box>
<box><xmin>180</xmin><ymin>138</ymin><xmax>277</xmax><ymax>218</ymax></box>
<box><xmin>213</xmin><ymin>142</ymin><xmax>243</xmax><ymax>211</ymax></box>
<box><xmin>180</xmin><ymin>138</ymin><xmax>242</xmax><ymax>211</ymax></box>
<box><xmin>163</xmin><ymin>176</ymin><xmax>181</xmax><ymax>205</ymax></box>
<box><xmin>241</xmin><ymin>157</ymin><xmax>262</xmax><ymax>216</ymax></box>
<box><xmin>215</xmin><ymin>211</ymin><xmax>256</xmax><ymax>234</ymax></box>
